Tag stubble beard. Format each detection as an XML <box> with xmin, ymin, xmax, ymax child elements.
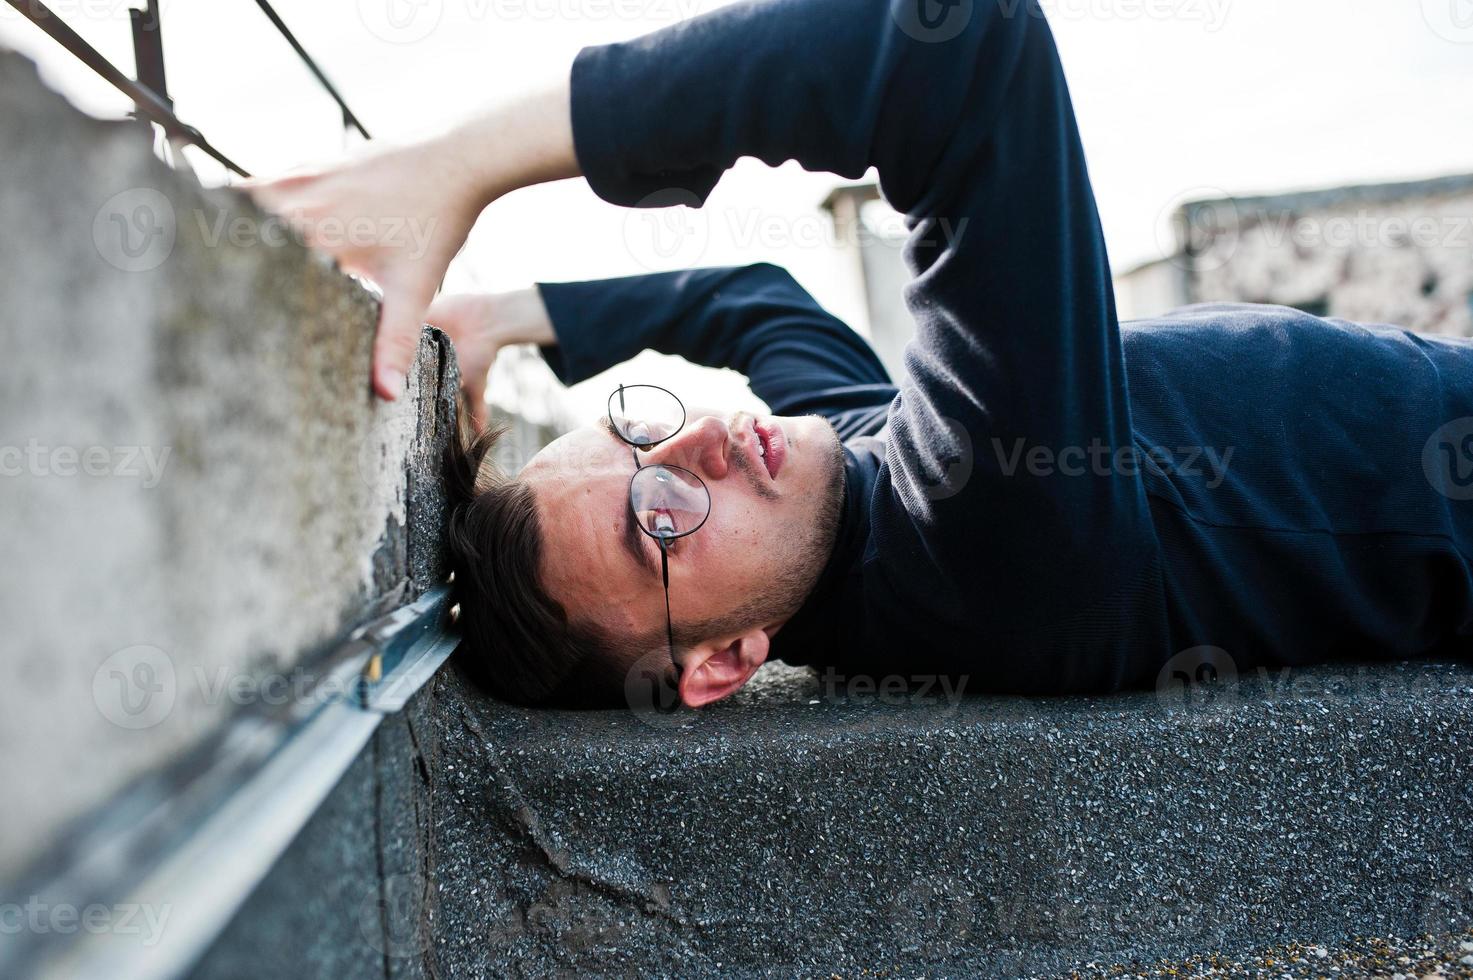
<box><xmin>728</xmin><ymin>416</ymin><xmax>846</xmax><ymax>629</ymax></box>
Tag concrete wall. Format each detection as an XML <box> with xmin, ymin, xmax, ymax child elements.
<box><xmin>1117</xmin><ymin>175</ymin><xmax>1473</xmax><ymax>330</ymax></box>
<box><xmin>822</xmin><ymin>185</ymin><xmax>913</xmax><ymax>385</ymax></box>
<box><xmin>1115</xmin><ymin>256</ymin><xmax>1189</xmax><ymax>322</ymax></box>
<box><xmin>840</xmin><ymin>174</ymin><xmax>1473</xmax><ymax>334</ymax></box>
<box><xmin>1187</xmin><ymin>179</ymin><xmax>1473</xmax><ymax>335</ymax></box>
<box><xmin>0</xmin><ymin>41</ymin><xmax>457</xmax><ymax>937</ymax></box>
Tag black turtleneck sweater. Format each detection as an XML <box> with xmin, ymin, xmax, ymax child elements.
<box><xmin>535</xmin><ymin>0</ymin><xmax>1473</xmax><ymax>693</ymax></box>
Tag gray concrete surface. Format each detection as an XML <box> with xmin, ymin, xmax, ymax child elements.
<box><xmin>0</xmin><ymin>42</ymin><xmax>467</xmax><ymax>980</ymax></box>
<box><xmin>0</xmin><ymin>48</ymin><xmax>448</xmax><ymax>882</ymax></box>
<box><xmin>188</xmin><ymin>326</ymin><xmax>457</xmax><ymax>980</ymax></box>
<box><xmin>425</xmin><ymin>659</ymin><xmax>1473</xmax><ymax>976</ymax></box>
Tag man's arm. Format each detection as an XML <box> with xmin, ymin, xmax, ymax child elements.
<box><xmin>429</xmin><ymin>264</ymin><xmax>895</xmax><ymax>435</ymax></box>
<box><xmin>246</xmin><ymin>84</ymin><xmax>580</xmax><ymax>399</ymax></box>
<box><xmin>534</xmin><ymin>264</ymin><xmax>895</xmax><ymax>434</ymax></box>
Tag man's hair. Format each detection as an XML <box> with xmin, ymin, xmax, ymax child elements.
<box><xmin>443</xmin><ymin>409</ymin><xmax>631</xmax><ymax>708</ymax></box>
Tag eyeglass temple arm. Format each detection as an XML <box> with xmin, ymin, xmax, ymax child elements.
<box><xmin>659</xmin><ymin>537</ymin><xmax>679</xmax><ymax>678</ymax></box>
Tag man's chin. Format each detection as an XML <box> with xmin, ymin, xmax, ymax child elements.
<box><xmin>778</xmin><ymin>413</ymin><xmax>836</xmax><ymax>464</ymax></box>
<box><xmin>792</xmin><ymin>413</ymin><xmax>845</xmax><ymax>518</ymax></box>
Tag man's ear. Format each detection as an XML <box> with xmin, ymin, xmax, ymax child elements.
<box><xmin>677</xmin><ymin>627</ymin><xmax>770</xmax><ymax>708</ymax></box>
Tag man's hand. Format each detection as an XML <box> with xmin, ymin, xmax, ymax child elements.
<box><xmin>244</xmin><ymin>82</ymin><xmax>579</xmax><ymax>401</ymax></box>
<box><xmin>426</xmin><ymin>288</ymin><xmax>556</xmax><ymax>432</ymax></box>
<box><xmin>246</xmin><ymin>141</ymin><xmax>484</xmax><ymax>399</ymax></box>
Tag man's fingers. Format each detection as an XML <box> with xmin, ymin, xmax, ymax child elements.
<box><xmin>372</xmin><ymin>288</ymin><xmax>432</xmax><ymax>401</ymax></box>
<box><xmin>241</xmin><ymin>181</ymin><xmax>284</xmax><ymax>213</ymax></box>
<box><xmin>424</xmin><ymin>294</ymin><xmax>477</xmax><ymax>340</ymax></box>
<box><xmin>463</xmin><ymin>373</ymin><xmax>488</xmax><ymax>433</ymax></box>
<box><xmin>425</xmin><ymin>294</ymin><xmax>498</xmax><ymax>430</ymax></box>
<box><xmin>241</xmin><ymin>176</ymin><xmax>309</xmax><ymax>214</ymax></box>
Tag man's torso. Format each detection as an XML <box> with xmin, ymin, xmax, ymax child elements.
<box><xmin>775</xmin><ymin>303</ymin><xmax>1473</xmax><ymax>691</ymax></box>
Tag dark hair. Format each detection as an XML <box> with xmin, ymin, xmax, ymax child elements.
<box><xmin>442</xmin><ymin>404</ymin><xmax>632</xmax><ymax>708</ymax></box>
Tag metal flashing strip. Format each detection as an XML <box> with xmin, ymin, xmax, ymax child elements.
<box><xmin>0</xmin><ymin>586</ymin><xmax>459</xmax><ymax>980</ymax></box>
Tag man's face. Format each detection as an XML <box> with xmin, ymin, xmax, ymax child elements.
<box><xmin>521</xmin><ymin>408</ymin><xmax>845</xmax><ymax>660</ymax></box>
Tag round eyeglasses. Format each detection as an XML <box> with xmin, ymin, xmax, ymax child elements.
<box><xmin>607</xmin><ymin>384</ymin><xmax>711</xmax><ymax>676</ymax></box>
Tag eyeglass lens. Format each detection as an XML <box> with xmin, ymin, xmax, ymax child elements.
<box><xmin>609</xmin><ymin>384</ymin><xmax>685</xmax><ymax>448</ymax></box>
<box><xmin>630</xmin><ymin>465</ymin><xmax>709</xmax><ymax>539</ymax></box>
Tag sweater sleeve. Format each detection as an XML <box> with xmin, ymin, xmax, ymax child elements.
<box><xmin>568</xmin><ymin>0</ymin><xmax>1156</xmax><ymax>677</ymax></box>
<box><xmin>536</xmin><ymin>263</ymin><xmax>896</xmax><ymax>428</ymax></box>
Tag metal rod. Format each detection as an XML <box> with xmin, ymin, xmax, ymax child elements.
<box><xmin>3</xmin><ymin>0</ymin><xmax>250</xmax><ymax>176</ymax></box>
<box><xmin>129</xmin><ymin>0</ymin><xmax>169</xmax><ymax>108</ymax></box>
<box><xmin>251</xmin><ymin>0</ymin><xmax>372</xmax><ymax>140</ymax></box>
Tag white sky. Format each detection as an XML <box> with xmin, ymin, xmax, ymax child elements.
<box><xmin>6</xmin><ymin>0</ymin><xmax>1472</xmax><ymax>421</ymax></box>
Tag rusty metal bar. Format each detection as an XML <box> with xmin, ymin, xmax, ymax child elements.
<box><xmin>3</xmin><ymin>0</ymin><xmax>250</xmax><ymax>176</ymax></box>
<box><xmin>252</xmin><ymin>0</ymin><xmax>372</xmax><ymax>140</ymax></box>
<box><xmin>128</xmin><ymin>0</ymin><xmax>168</xmax><ymax>108</ymax></box>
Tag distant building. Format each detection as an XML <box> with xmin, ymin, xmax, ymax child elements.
<box><xmin>486</xmin><ymin>345</ymin><xmax>573</xmax><ymax>471</ymax></box>
<box><xmin>821</xmin><ymin>184</ymin><xmax>912</xmax><ymax>384</ymax></box>
<box><xmin>827</xmin><ymin>175</ymin><xmax>1473</xmax><ymax>354</ymax></box>
<box><xmin>1117</xmin><ymin>173</ymin><xmax>1473</xmax><ymax>335</ymax></box>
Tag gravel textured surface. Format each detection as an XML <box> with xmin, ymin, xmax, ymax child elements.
<box><xmin>425</xmin><ymin>658</ymin><xmax>1473</xmax><ymax>976</ymax></box>
<box><xmin>1056</xmin><ymin>929</ymin><xmax>1473</xmax><ymax>978</ymax></box>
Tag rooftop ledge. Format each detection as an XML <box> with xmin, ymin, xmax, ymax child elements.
<box><xmin>426</xmin><ymin>658</ymin><xmax>1473</xmax><ymax>976</ymax></box>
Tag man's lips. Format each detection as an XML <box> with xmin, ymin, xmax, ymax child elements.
<box><xmin>753</xmin><ymin>418</ymin><xmax>786</xmax><ymax>479</ymax></box>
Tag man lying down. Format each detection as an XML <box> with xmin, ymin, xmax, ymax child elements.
<box><xmin>250</xmin><ymin>0</ymin><xmax>1473</xmax><ymax>709</ymax></box>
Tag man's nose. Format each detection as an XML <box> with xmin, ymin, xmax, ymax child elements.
<box><xmin>646</xmin><ymin>415</ymin><xmax>730</xmax><ymax>480</ymax></box>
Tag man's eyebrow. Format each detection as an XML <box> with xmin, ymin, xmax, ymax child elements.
<box><xmin>600</xmin><ymin>416</ymin><xmax>659</xmax><ymax>579</ymax></box>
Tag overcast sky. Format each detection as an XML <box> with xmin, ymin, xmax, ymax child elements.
<box><xmin>6</xmin><ymin>0</ymin><xmax>1472</xmax><ymax>420</ymax></box>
